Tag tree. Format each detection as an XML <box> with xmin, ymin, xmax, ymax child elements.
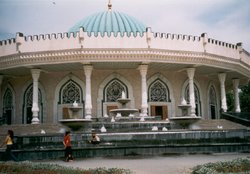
<box><xmin>226</xmin><ymin>90</ymin><xmax>234</xmax><ymax>112</ymax></box>
<box><xmin>226</xmin><ymin>81</ymin><xmax>250</xmax><ymax>113</ymax></box>
<box><xmin>239</xmin><ymin>81</ymin><xmax>250</xmax><ymax>112</ymax></box>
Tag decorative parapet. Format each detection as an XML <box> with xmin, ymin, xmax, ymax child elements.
<box><xmin>16</xmin><ymin>32</ymin><xmax>25</xmax><ymax>53</ymax></box>
<box><xmin>201</xmin><ymin>33</ymin><xmax>208</xmax><ymax>52</ymax></box>
<box><xmin>204</xmin><ymin>36</ymin><xmax>239</xmax><ymax>59</ymax></box>
<box><xmin>79</xmin><ymin>27</ymin><xmax>85</xmax><ymax>48</ymax></box>
<box><xmin>238</xmin><ymin>43</ymin><xmax>250</xmax><ymax>66</ymax></box>
<box><xmin>0</xmin><ymin>28</ymin><xmax>249</xmax><ymax>64</ymax></box>
<box><xmin>146</xmin><ymin>27</ymin><xmax>153</xmax><ymax>48</ymax></box>
<box><xmin>237</xmin><ymin>42</ymin><xmax>243</xmax><ymax>53</ymax></box>
<box><xmin>149</xmin><ymin>31</ymin><xmax>203</xmax><ymax>52</ymax></box>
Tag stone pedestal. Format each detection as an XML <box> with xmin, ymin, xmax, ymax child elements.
<box><xmin>68</xmin><ymin>106</ymin><xmax>83</xmax><ymax>119</ymax></box>
<box><xmin>178</xmin><ymin>104</ymin><xmax>191</xmax><ymax>116</ymax></box>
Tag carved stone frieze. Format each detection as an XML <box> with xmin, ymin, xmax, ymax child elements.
<box><xmin>0</xmin><ymin>49</ymin><xmax>249</xmax><ymax>76</ymax></box>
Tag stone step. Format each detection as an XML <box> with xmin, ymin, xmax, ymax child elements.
<box><xmin>1</xmin><ymin>129</ymin><xmax>249</xmax><ymax>161</ymax></box>
<box><xmin>92</xmin><ymin>121</ymin><xmax>171</xmax><ymax>133</ymax></box>
<box><xmin>193</xmin><ymin>119</ymin><xmax>247</xmax><ymax>130</ymax></box>
<box><xmin>0</xmin><ymin>119</ymin><xmax>246</xmax><ymax>138</ymax></box>
<box><xmin>0</xmin><ymin>123</ymin><xmax>66</xmax><ymax>137</ymax></box>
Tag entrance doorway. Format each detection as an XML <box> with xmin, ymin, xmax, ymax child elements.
<box><xmin>151</xmin><ymin>105</ymin><xmax>168</xmax><ymax>120</ymax></box>
<box><xmin>5</xmin><ymin>110</ymin><xmax>12</xmax><ymax>125</ymax></box>
<box><xmin>26</xmin><ymin>107</ymin><xmax>32</xmax><ymax>124</ymax></box>
<box><xmin>210</xmin><ymin>105</ymin><xmax>216</xmax><ymax>119</ymax></box>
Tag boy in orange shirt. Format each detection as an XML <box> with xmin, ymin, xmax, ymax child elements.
<box><xmin>63</xmin><ymin>131</ymin><xmax>73</xmax><ymax>162</ymax></box>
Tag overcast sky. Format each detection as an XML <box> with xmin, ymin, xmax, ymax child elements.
<box><xmin>0</xmin><ymin>0</ymin><xmax>249</xmax><ymax>51</ymax></box>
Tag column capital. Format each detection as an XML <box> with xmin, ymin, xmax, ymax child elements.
<box><xmin>83</xmin><ymin>65</ymin><xmax>93</xmax><ymax>77</ymax></box>
<box><xmin>232</xmin><ymin>78</ymin><xmax>240</xmax><ymax>86</ymax></box>
<box><xmin>83</xmin><ymin>64</ymin><xmax>93</xmax><ymax>71</ymax></box>
<box><xmin>139</xmin><ymin>64</ymin><xmax>148</xmax><ymax>76</ymax></box>
<box><xmin>187</xmin><ymin>68</ymin><xmax>195</xmax><ymax>79</ymax></box>
<box><xmin>218</xmin><ymin>73</ymin><xmax>226</xmax><ymax>83</ymax></box>
<box><xmin>31</xmin><ymin>69</ymin><xmax>41</xmax><ymax>80</ymax></box>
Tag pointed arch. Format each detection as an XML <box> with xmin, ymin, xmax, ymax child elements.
<box><xmin>182</xmin><ymin>79</ymin><xmax>202</xmax><ymax>117</ymax></box>
<box><xmin>207</xmin><ymin>82</ymin><xmax>219</xmax><ymax>119</ymax></box>
<box><xmin>22</xmin><ymin>82</ymin><xmax>45</xmax><ymax>124</ymax></box>
<box><xmin>2</xmin><ymin>84</ymin><xmax>15</xmax><ymax>124</ymax></box>
<box><xmin>59</xmin><ymin>79</ymin><xmax>83</xmax><ymax>104</ymax></box>
<box><xmin>147</xmin><ymin>73</ymin><xmax>175</xmax><ymax>119</ymax></box>
<box><xmin>97</xmin><ymin>73</ymin><xmax>134</xmax><ymax>117</ymax></box>
<box><xmin>54</xmin><ymin>74</ymin><xmax>85</xmax><ymax>122</ymax></box>
<box><xmin>104</xmin><ymin>78</ymin><xmax>128</xmax><ymax>102</ymax></box>
<box><xmin>148</xmin><ymin>79</ymin><xmax>170</xmax><ymax>102</ymax></box>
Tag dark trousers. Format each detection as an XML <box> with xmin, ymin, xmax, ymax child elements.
<box><xmin>91</xmin><ymin>140</ymin><xmax>100</xmax><ymax>145</ymax></box>
<box><xmin>5</xmin><ymin>145</ymin><xmax>18</xmax><ymax>161</ymax></box>
<box><xmin>65</xmin><ymin>146</ymin><xmax>73</xmax><ymax>161</ymax></box>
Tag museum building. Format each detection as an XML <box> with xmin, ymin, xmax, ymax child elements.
<box><xmin>0</xmin><ymin>2</ymin><xmax>249</xmax><ymax>125</ymax></box>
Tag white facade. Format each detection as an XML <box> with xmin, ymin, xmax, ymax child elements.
<box><xmin>0</xmin><ymin>11</ymin><xmax>250</xmax><ymax>125</ymax></box>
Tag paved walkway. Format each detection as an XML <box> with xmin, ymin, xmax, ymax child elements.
<box><xmin>43</xmin><ymin>153</ymin><xmax>250</xmax><ymax>174</ymax></box>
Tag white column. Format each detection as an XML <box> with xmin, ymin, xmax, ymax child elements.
<box><xmin>233</xmin><ymin>78</ymin><xmax>241</xmax><ymax>113</ymax></box>
<box><xmin>31</xmin><ymin>69</ymin><xmax>41</xmax><ymax>124</ymax></box>
<box><xmin>187</xmin><ymin>68</ymin><xmax>196</xmax><ymax>116</ymax></box>
<box><xmin>0</xmin><ymin>75</ymin><xmax>3</xmax><ymax>118</ymax></box>
<box><xmin>83</xmin><ymin>65</ymin><xmax>93</xmax><ymax>120</ymax></box>
<box><xmin>218</xmin><ymin>73</ymin><xmax>227</xmax><ymax>112</ymax></box>
<box><xmin>139</xmin><ymin>64</ymin><xmax>148</xmax><ymax>119</ymax></box>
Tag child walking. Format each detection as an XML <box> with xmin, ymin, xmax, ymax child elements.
<box><xmin>1</xmin><ymin>130</ymin><xmax>18</xmax><ymax>161</ymax></box>
<box><xmin>63</xmin><ymin>131</ymin><xmax>73</xmax><ymax>162</ymax></box>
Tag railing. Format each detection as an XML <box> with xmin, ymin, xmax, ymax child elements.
<box><xmin>222</xmin><ymin>112</ymin><xmax>250</xmax><ymax>127</ymax></box>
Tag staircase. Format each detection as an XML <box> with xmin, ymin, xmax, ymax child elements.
<box><xmin>193</xmin><ymin>119</ymin><xmax>247</xmax><ymax>130</ymax></box>
<box><xmin>0</xmin><ymin>119</ymin><xmax>249</xmax><ymax>161</ymax></box>
<box><xmin>0</xmin><ymin>123</ymin><xmax>66</xmax><ymax>141</ymax></box>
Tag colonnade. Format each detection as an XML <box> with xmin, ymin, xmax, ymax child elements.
<box><xmin>1</xmin><ymin>66</ymin><xmax>242</xmax><ymax>124</ymax></box>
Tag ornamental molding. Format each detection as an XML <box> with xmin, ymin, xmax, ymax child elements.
<box><xmin>0</xmin><ymin>48</ymin><xmax>249</xmax><ymax>76</ymax></box>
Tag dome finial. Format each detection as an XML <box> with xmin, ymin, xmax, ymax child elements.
<box><xmin>108</xmin><ymin>0</ymin><xmax>112</xmax><ymax>11</ymax></box>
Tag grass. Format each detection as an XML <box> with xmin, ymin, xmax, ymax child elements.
<box><xmin>0</xmin><ymin>161</ymin><xmax>134</xmax><ymax>174</ymax></box>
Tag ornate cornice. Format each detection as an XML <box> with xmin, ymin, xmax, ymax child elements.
<box><xmin>0</xmin><ymin>48</ymin><xmax>249</xmax><ymax>76</ymax></box>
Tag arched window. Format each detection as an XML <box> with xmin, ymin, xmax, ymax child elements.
<box><xmin>23</xmin><ymin>84</ymin><xmax>43</xmax><ymax>124</ymax></box>
<box><xmin>59</xmin><ymin>80</ymin><xmax>82</xmax><ymax>104</ymax></box>
<box><xmin>104</xmin><ymin>79</ymin><xmax>127</xmax><ymax>102</ymax></box>
<box><xmin>149</xmin><ymin>79</ymin><xmax>170</xmax><ymax>102</ymax></box>
<box><xmin>209</xmin><ymin>85</ymin><xmax>217</xmax><ymax>119</ymax></box>
<box><xmin>3</xmin><ymin>88</ymin><xmax>13</xmax><ymax>125</ymax></box>
<box><xmin>3</xmin><ymin>88</ymin><xmax>12</xmax><ymax>110</ymax></box>
<box><xmin>185</xmin><ymin>83</ymin><xmax>202</xmax><ymax>116</ymax></box>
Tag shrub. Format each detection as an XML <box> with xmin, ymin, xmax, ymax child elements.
<box><xmin>192</xmin><ymin>157</ymin><xmax>250</xmax><ymax>174</ymax></box>
<box><xmin>0</xmin><ymin>161</ymin><xmax>134</xmax><ymax>174</ymax></box>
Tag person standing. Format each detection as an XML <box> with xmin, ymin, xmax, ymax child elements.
<box><xmin>63</xmin><ymin>131</ymin><xmax>73</xmax><ymax>162</ymax></box>
<box><xmin>0</xmin><ymin>130</ymin><xmax>18</xmax><ymax>161</ymax></box>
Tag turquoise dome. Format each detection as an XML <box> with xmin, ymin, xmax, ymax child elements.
<box><xmin>69</xmin><ymin>11</ymin><xmax>146</xmax><ymax>37</ymax></box>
